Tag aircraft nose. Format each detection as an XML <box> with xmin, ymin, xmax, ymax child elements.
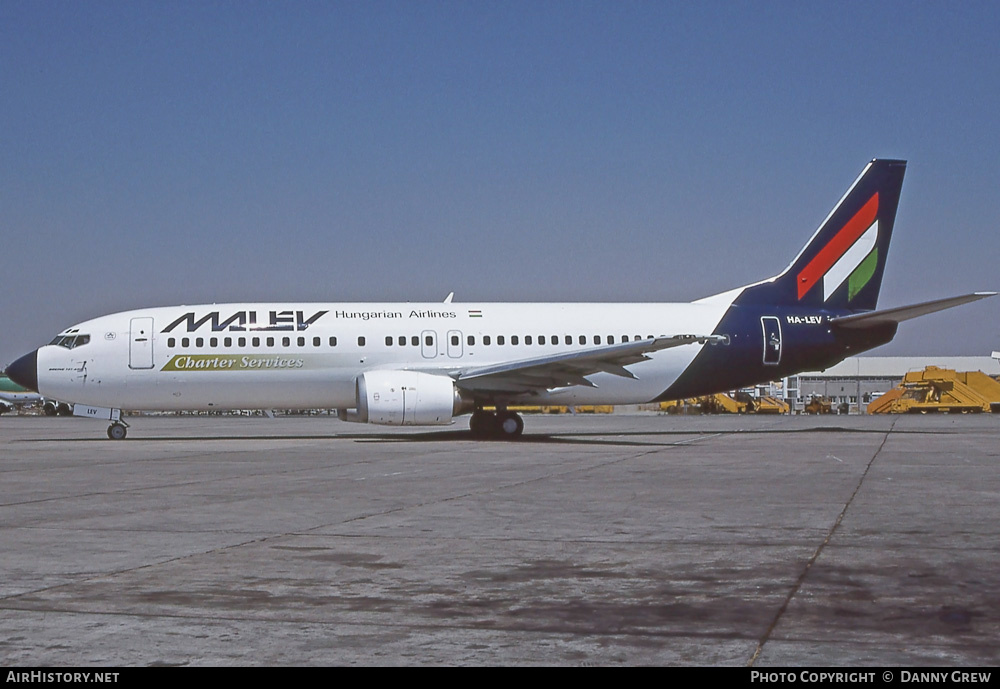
<box><xmin>6</xmin><ymin>349</ymin><xmax>38</xmax><ymax>392</ymax></box>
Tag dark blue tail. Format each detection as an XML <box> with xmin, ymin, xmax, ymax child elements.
<box><xmin>737</xmin><ymin>159</ymin><xmax>906</xmax><ymax>312</ymax></box>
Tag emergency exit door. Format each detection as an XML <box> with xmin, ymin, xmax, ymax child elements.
<box><xmin>421</xmin><ymin>330</ymin><xmax>438</xmax><ymax>359</ymax></box>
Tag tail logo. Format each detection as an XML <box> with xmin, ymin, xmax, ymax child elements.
<box><xmin>797</xmin><ymin>193</ymin><xmax>879</xmax><ymax>302</ymax></box>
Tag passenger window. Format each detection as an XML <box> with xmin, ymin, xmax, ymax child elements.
<box><xmin>210</xmin><ymin>337</ymin><xmax>218</xmax><ymax>347</ymax></box>
<box><xmin>565</xmin><ymin>335</ymin><xmax>572</xmax><ymax>345</ymax></box>
<box><xmin>579</xmin><ymin>335</ymin><xmax>586</xmax><ymax>345</ymax></box>
<box><xmin>467</xmin><ymin>335</ymin><xmax>475</xmax><ymax>346</ymax></box>
<box><xmin>510</xmin><ymin>335</ymin><xmax>517</xmax><ymax>345</ymax></box>
<box><xmin>385</xmin><ymin>336</ymin><xmax>393</xmax><ymax>346</ymax></box>
<box><xmin>168</xmin><ymin>338</ymin><xmax>176</xmax><ymax>348</ymax></box>
<box><xmin>282</xmin><ymin>337</ymin><xmax>290</xmax><ymax>347</ymax></box>
<box><xmin>538</xmin><ymin>335</ymin><xmax>545</xmax><ymax>345</ymax></box>
<box><xmin>359</xmin><ymin>336</ymin><xmax>366</xmax><ymax>347</ymax></box>
<box><xmin>182</xmin><ymin>338</ymin><xmax>190</xmax><ymax>347</ymax></box>
<box><xmin>525</xmin><ymin>336</ymin><xmax>532</xmax><ymax>345</ymax></box>
<box><xmin>607</xmin><ymin>335</ymin><xmax>614</xmax><ymax>344</ymax></box>
<box><xmin>267</xmin><ymin>337</ymin><xmax>275</xmax><ymax>347</ymax></box>
<box><xmin>195</xmin><ymin>337</ymin><xmax>204</xmax><ymax>347</ymax></box>
<box><xmin>484</xmin><ymin>335</ymin><xmax>492</xmax><ymax>345</ymax></box>
<box><xmin>252</xmin><ymin>337</ymin><xmax>260</xmax><ymax>347</ymax></box>
<box><xmin>399</xmin><ymin>336</ymin><xmax>406</xmax><ymax>346</ymax></box>
<box><xmin>297</xmin><ymin>337</ymin><xmax>305</xmax><ymax>346</ymax></box>
<box><xmin>313</xmin><ymin>337</ymin><xmax>321</xmax><ymax>347</ymax></box>
<box><xmin>329</xmin><ymin>337</ymin><xmax>337</xmax><ymax>347</ymax></box>
<box><xmin>424</xmin><ymin>335</ymin><xmax>432</xmax><ymax>346</ymax></box>
<box><xmin>594</xmin><ymin>335</ymin><xmax>601</xmax><ymax>344</ymax></box>
<box><xmin>411</xmin><ymin>336</ymin><xmax>418</xmax><ymax>346</ymax></box>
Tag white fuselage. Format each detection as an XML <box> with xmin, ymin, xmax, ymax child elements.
<box><xmin>0</xmin><ymin>390</ymin><xmax>42</xmax><ymax>405</ymax></box>
<box><xmin>34</xmin><ymin>300</ymin><xmax>735</xmax><ymax>411</ymax></box>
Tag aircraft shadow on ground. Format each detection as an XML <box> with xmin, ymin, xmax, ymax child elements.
<box><xmin>21</xmin><ymin>424</ymin><xmax>955</xmax><ymax>448</ymax></box>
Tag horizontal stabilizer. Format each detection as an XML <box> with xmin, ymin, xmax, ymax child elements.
<box><xmin>830</xmin><ymin>292</ymin><xmax>996</xmax><ymax>330</ymax></box>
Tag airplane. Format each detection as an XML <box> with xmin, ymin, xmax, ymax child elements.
<box><xmin>0</xmin><ymin>372</ymin><xmax>71</xmax><ymax>415</ymax></box>
<box><xmin>4</xmin><ymin>159</ymin><xmax>995</xmax><ymax>440</ymax></box>
<box><xmin>0</xmin><ymin>372</ymin><xmax>44</xmax><ymax>414</ymax></box>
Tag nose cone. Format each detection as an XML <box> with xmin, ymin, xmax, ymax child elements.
<box><xmin>6</xmin><ymin>349</ymin><xmax>38</xmax><ymax>392</ymax></box>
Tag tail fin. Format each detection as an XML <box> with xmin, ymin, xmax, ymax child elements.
<box><xmin>739</xmin><ymin>159</ymin><xmax>906</xmax><ymax>312</ymax></box>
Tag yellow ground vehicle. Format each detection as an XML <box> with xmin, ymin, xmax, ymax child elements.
<box><xmin>755</xmin><ymin>396</ymin><xmax>790</xmax><ymax>414</ymax></box>
<box><xmin>659</xmin><ymin>392</ymin><xmax>789</xmax><ymax>414</ymax></box>
<box><xmin>804</xmin><ymin>397</ymin><xmax>833</xmax><ymax>414</ymax></box>
<box><xmin>484</xmin><ymin>404</ymin><xmax>611</xmax><ymax>414</ymax></box>
<box><xmin>485</xmin><ymin>405</ymin><xmax>568</xmax><ymax>414</ymax></box>
<box><xmin>867</xmin><ymin>367</ymin><xmax>1000</xmax><ymax>414</ymax></box>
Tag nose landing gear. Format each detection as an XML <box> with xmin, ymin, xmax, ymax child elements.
<box><xmin>107</xmin><ymin>420</ymin><xmax>129</xmax><ymax>440</ymax></box>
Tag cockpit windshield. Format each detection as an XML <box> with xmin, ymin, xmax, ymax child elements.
<box><xmin>48</xmin><ymin>334</ymin><xmax>91</xmax><ymax>349</ymax></box>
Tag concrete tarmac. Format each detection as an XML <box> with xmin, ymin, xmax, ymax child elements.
<box><xmin>0</xmin><ymin>412</ymin><xmax>997</xmax><ymax>666</ymax></box>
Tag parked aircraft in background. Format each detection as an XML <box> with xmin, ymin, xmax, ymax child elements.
<box><xmin>0</xmin><ymin>373</ymin><xmax>39</xmax><ymax>414</ymax></box>
<box><xmin>0</xmin><ymin>372</ymin><xmax>71</xmax><ymax>415</ymax></box>
<box><xmin>5</xmin><ymin>159</ymin><xmax>994</xmax><ymax>439</ymax></box>
<box><xmin>1</xmin><ymin>373</ymin><xmax>42</xmax><ymax>414</ymax></box>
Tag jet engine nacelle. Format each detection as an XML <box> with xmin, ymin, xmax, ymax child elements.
<box><xmin>346</xmin><ymin>370</ymin><xmax>467</xmax><ymax>426</ymax></box>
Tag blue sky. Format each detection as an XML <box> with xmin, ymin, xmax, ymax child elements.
<box><xmin>2</xmin><ymin>0</ymin><xmax>998</xmax><ymax>364</ymax></box>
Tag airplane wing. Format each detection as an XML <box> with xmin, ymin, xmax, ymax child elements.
<box><xmin>454</xmin><ymin>334</ymin><xmax>722</xmax><ymax>395</ymax></box>
<box><xmin>830</xmin><ymin>292</ymin><xmax>996</xmax><ymax>330</ymax></box>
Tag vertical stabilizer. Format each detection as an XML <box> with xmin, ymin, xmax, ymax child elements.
<box><xmin>738</xmin><ymin>159</ymin><xmax>906</xmax><ymax>312</ymax></box>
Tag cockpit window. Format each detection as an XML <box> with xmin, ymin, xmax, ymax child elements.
<box><xmin>48</xmin><ymin>334</ymin><xmax>91</xmax><ymax>349</ymax></box>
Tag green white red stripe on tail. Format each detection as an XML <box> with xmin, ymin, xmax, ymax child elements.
<box><xmin>796</xmin><ymin>193</ymin><xmax>879</xmax><ymax>302</ymax></box>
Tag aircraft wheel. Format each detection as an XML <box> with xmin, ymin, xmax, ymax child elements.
<box><xmin>107</xmin><ymin>423</ymin><xmax>128</xmax><ymax>441</ymax></box>
<box><xmin>469</xmin><ymin>411</ymin><xmax>495</xmax><ymax>437</ymax></box>
<box><xmin>43</xmin><ymin>404</ymin><xmax>57</xmax><ymax>416</ymax></box>
<box><xmin>57</xmin><ymin>403</ymin><xmax>73</xmax><ymax>416</ymax></box>
<box><xmin>497</xmin><ymin>411</ymin><xmax>524</xmax><ymax>438</ymax></box>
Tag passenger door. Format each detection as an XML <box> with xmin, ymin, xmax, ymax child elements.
<box><xmin>761</xmin><ymin>316</ymin><xmax>781</xmax><ymax>366</ymax></box>
<box><xmin>129</xmin><ymin>317</ymin><xmax>154</xmax><ymax>369</ymax></box>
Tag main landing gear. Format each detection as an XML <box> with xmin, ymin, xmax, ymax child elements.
<box><xmin>469</xmin><ymin>407</ymin><xmax>524</xmax><ymax>439</ymax></box>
